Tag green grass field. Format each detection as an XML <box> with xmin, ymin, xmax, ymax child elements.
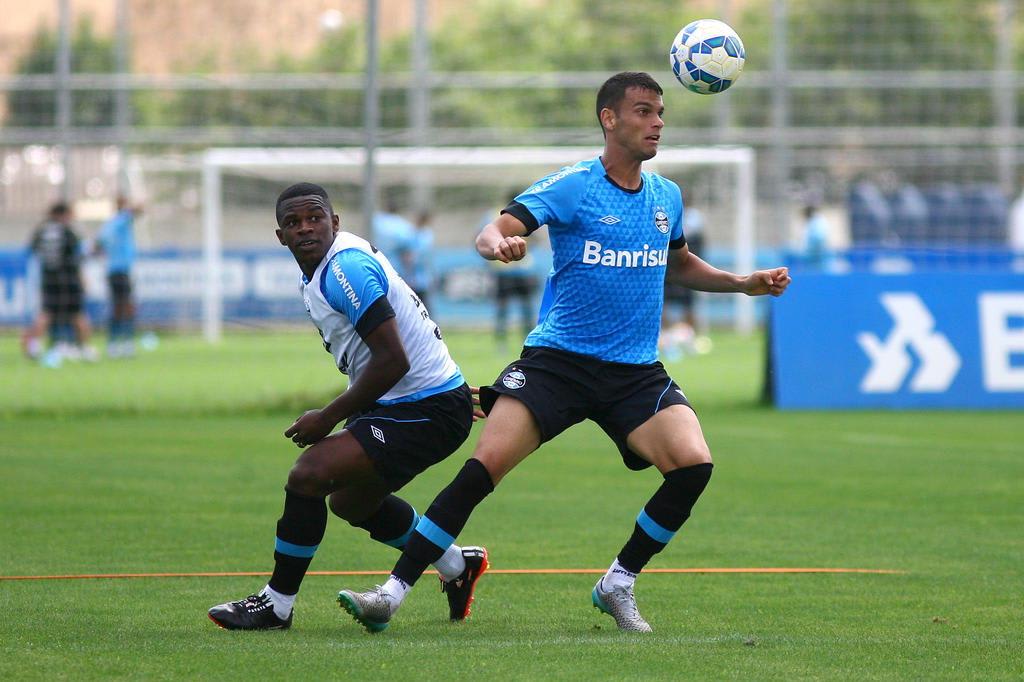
<box><xmin>1</xmin><ymin>330</ymin><xmax>1021</xmax><ymax>680</ymax></box>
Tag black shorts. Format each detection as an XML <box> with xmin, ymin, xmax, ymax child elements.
<box><xmin>479</xmin><ymin>346</ymin><xmax>693</xmax><ymax>471</ymax></box>
<box><xmin>108</xmin><ymin>272</ymin><xmax>132</xmax><ymax>305</ymax></box>
<box><xmin>41</xmin><ymin>280</ymin><xmax>83</xmax><ymax>316</ymax></box>
<box><xmin>496</xmin><ymin>274</ymin><xmax>536</xmax><ymax>300</ymax></box>
<box><xmin>664</xmin><ymin>281</ymin><xmax>694</xmax><ymax>307</ymax></box>
<box><xmin>344</xmin><ymin>383</ymin><xmax>473</xmax><ymax>490</ymax></box>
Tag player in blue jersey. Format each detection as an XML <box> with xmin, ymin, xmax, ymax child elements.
<box><xmin>95</xmin><ymin>196</ymin><xmax>140</xmax><ymax>358</ymax></box>
<box><xmin>208</xmin><ymin>183</ymin><xmax>487</xmax><ymax>631</ymax></box>
<box><xmin>337</xmin><ymin>72</ymin><xmax>791</xmax><ymax>633</ymax></box>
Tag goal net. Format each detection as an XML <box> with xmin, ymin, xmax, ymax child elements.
<box><xmin>138</xmin><ymin>146</ymin><xmax>756</xmax><ymax>340</ymax></box>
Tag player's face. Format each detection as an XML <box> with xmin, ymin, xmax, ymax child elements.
<box><xmin>609</xmin><ymin>87</ymin><xmax>664</xmax><ymax>161</ymax></box>
<box><xmin>276</xmin><ymin>195</ymin><xmax>340</xmax><ymax>270</ymax></box>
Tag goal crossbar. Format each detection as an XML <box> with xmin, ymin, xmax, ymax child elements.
<box><xmin>200</xmin><ymin>146</ymin><xmax>756</xmax><ymax>341</ymax></box>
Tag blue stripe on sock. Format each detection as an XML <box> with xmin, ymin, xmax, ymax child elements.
<box><xmin>383</xmin><ymin>513</ymin><xmax>419</xmax><ymax>549</ymax></box>
<box><xmin>415</xmin><ymin>516</ymin><xmax>455</xmax><ymax>551</ymax></box>
<box><xmin>275</xmin><ymin>538</ymin><xmax>319</xmax><ymax>558</ymax></box>
<box><xmin>637</xmin><ymin>509</ymin><xmax>675</xmax><ymax>544</ymax></box>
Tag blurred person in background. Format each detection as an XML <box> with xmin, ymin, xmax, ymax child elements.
<box><xmin>660</xmin><ymin>200</ymin><xmax>708</xmax><ymax>359</ymax></box>
<box><xmin>798</xmin><ymin>204</ymin><xmax>831</xmax><ymax>270</ymax></box>
<box><xmin>489</xmin><ymin>189</ymin><xmax>539</xmax><ymax>349</ymax></box>
<box><xmin>1009</xmin><ymin>186</ymin><xmax>1024</xmax><ymax>256</ymax></box>
<box><xmin>371</xmin><ymin>198</ymin><xmax>416</xmax><ymax>281</ymax></box>
<box><xmin>23</xmin><ymin>202</ymin><xmax>97</xmax><ymax>364</ymax></box>
<box><xmin>95</xmin><ymin>196</ymin><xmax>141</xmax><ymax>358</ymax></box>
<box><xmin>404</xmin><ymin>210</ymin><xmax>435</xmax><ymax>310</ymax></box>
<box><xmin>208</xmin><ymin>183</ymin><xmax>485</xmax><ymax>631</ymax></box>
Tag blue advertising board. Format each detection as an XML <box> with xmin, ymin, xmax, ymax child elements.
<box><xmin>771</xmin><ymin>272</ymin><xmax>1024</xmax><ymax>409</ymax></box>
<box><xmin>0</xmin><ymin>247</ymin><xmax>552</xmax><ymax>328</ymax></box>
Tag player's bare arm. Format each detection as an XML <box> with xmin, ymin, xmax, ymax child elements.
<box><xmin>285</xmin><ymin>317</ymin><xmax>410</xmax><ymax>447</ymax></box>
<box><xmin>672</xmin><ymin>245</ymin><xmax>791</xmax><ymax>297</ymax></box>
<box><xmin>476</xmin><ymin>212</ymin><xmax>529</xmax><ymax>262</ymax></box>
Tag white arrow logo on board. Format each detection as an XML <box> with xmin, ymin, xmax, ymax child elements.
<box><xmin>857</xmin><ymin>293</ymin><xmax>961</xmax><ymax>393</ymax></box>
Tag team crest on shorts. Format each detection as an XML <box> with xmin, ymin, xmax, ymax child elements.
<box><xmin>502</xmin><ymin>370</ymin><xmax>526</xmax><ymax>389</ymax></box>
<box><xmin>653</xmin><ymin>209</ymin><xmax>670</xmax><ymax>234</ymax></box>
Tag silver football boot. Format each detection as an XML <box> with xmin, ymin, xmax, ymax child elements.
<box><xmin>591</xmin><ymin>578</ymin><xmax>653</xmax><ymax>633</ymax></box>
<box><xmin>337</xmin><ymin>585</ymin><xmax>395</xmax><ymax>633</ymax></box>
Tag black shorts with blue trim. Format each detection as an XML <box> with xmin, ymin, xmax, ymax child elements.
<box><xmin>344</xmin><ymin>383</ymin><xmax>473</xmax><ymax>490</ymax></box>
<box><xmin>478</xmin><ymin>346</ymin><xmax>693</xmax><ymax>471</ymax></box>
<box><xmin>108</xmin><ymin>272</ymin><xmax>133</xmax><ymax>305</ymax></box>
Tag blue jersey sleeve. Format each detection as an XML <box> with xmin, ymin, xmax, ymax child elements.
<box><xmin>320</xmin><ymin>249</ymin><xmax>390</xmax><ymax>325</ymax></box>
<box><xmin>511</xmin><ymin>163</ymin><xmax>591</xmax><ymax>234</ymax></box>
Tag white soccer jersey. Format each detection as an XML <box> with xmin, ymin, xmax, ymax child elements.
<box><xmin>301</xmin><ymin>232</ymin><xmax>462</xmax><ymax>404</ymax></box>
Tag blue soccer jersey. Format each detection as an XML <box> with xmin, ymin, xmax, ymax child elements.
<box><xmin>98</xmin><ymin>209</ymin><xmax>135</xmax><ymax>275</ymax></box>
<box><xmin>504</xmin><ymin>156</ymin><xmax>685</xmax><ymax>364</ymax></box>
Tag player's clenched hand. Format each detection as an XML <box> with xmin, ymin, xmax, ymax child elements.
<box><xmin>469</xmin><ymin>386</ymin><xmax>487</xmax><ymax>421</ymax></box>
<box><xmin>742</xmin><ymin>267</ymin><xmax>791</xmax><ymax>297</ymax></box>
<box><xmin>284</xmin><ymin>409</ymin><xmax>332</xmax><ymax>448</ymax></box>
<box><xmin>494</xmin><ymin>236</ymin><xmax>528</xmax><ymax>263</ymax></box>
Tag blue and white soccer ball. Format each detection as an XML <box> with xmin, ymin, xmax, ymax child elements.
<box><xmin>669</xmin><ymin>19</ymin><xmax>746</xmax><ymax>95</ymax></box>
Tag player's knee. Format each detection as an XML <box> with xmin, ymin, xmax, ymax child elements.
<box><xmin>329</xmin><ymin>489</ymin><xmax>362</xmax><ymax>520</ymax></box>
<box><xmin>690</xmin><ymin>441</ymin><xmax>713</xmax><ymax>465</ymax></box>
<box><xmin>655</xmin><ymin>440</ymin><xmax>711</xmax><ymax>472</ymax></box>
<box><xmin>286</xmin><ymin>460</ymin><xmax>331</xmax><ymax>496</ymax></box>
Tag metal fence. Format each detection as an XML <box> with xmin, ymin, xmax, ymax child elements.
<box><xmin>1</xmin><ymin>0</ymin><xmax>1022</xmax><ymax>254</ymax></box>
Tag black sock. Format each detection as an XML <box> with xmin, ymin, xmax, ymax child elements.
<box><xmin>392</xmin><ymin>459</ymin><xmax>494</xmax><ymax>586</ymax></box>
<box><xmin>351</xmin><ymin>495</ymin><xmax>418</xmax><ymax>549</ymax></box>
<box><xmin>268</xmin><ymin>487</ymin><xmax>328</xmax><ymax>596</ymax></box>
<box><xmin>616</xmin><ymin>462</ymin><xmax>713</xmax><ymax>574</ymax></box>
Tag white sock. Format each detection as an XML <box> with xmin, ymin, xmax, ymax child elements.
<box><xmin>432</xmin><ymin>544</ymin><xmax>466</xmax><ymax>582</ymax></box>
<box><xmin>380</xmin><ymin>575</ymin><xmax>411</xmax><ymax>614</ymax></box>
<box><xmin>262</xmin><ymin>584</ymin><xmax>295</xmax><ymax>620</ymax></box>
<box><xmin>602</xmin><ymin>559</ymin><xmax>638</xmax><ymax>590</ymax></box>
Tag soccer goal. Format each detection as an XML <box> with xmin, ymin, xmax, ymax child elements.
<box><xmin>198</xmin><ymin>146</ymin><xmax>756</xmax><ymax>342</ymax></box>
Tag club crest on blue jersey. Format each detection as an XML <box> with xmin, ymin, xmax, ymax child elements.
<box><xmin>502</xmin><ymin>370</ymin><xmax>526</xmax><ymax>389</ymax></box>
<box><xmin>654</xmin><ymin>209</ymin><xmax>670</xmax><ymax>234</ymax></box>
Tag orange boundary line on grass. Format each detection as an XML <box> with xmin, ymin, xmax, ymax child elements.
<box><xmin>0</xmin><ymin>567</ymin><xmax>903</xmax><ymax>582</ymax></box>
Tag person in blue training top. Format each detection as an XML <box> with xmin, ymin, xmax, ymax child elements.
<box><xmin>371</xmin><ymin>198</ymin><xmax>417</xmax><ymax>281</ymax></box>
<box><xmin>799</xmin><ymin>204</ymin><xmax>831</xmax><ymax>271</ymax></box>
<box><xmin>95</xmin><ymin>196</ymin><xmax>140</xmax><ymax>357</ymax></box>
<box><xmin>207</xmin><ymin>183</ymin><xmax>486</xmax><ymax>631</ymax></box>
<box><xmin>337</xmin><ymin>72</ymin><xmax>791</xmax><ymax>634</ymax></box>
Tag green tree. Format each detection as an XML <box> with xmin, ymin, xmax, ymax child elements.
<box><xmin>7</xmin><ymin>16</ymin><xmax>116</xmax><ymax>127</ymax></box>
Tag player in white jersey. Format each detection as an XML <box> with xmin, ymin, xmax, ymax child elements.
<box><xmin>337</xmin><ymin>73</ymin><xmax>790</xmax><ymax>634</ymax></box>
<box><xmin>208</xmin><ymin>183</ymin><xmax>487</xmax><ymax>631</ymax></box>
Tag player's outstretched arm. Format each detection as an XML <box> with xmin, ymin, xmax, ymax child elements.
<box><xmin>673</xmin><ymin>246</ymin><xmax>791</xmax><ymax>297</ymax></box>
<box><xmin>285</xmin><ymin>316</ymin><xmax>410</xmax><ymax>448</ymax></box>
<box><xmin>476</xmin><ymin>213</ymin><xmax>529</xmax><ymax>263</ymax></box>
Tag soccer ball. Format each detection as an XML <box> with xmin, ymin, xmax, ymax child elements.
<box><xmin>669</xmin><ymin>19</ymin><xmax>746</xmax><ymax>95</ymax></box>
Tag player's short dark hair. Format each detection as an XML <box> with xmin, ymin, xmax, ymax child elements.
<box><xmin>595</xmin><ymin>71</ymin><xmax>663</xmax><ymax>130</ymax></box>
<box><xmin>49</xmin><ymin>201</ymin><xmax>70</xmax><ymax>217</ymax></box>
<box><xmin>276</xmin><ymin>182</ymin><xmax>331</xmax><ymax>224</ymax></box>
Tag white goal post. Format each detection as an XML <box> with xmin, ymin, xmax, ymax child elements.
<box><xmin>200</xmin><ymin>146</ymin><xmax>756</xmax><ymax>342</ymax></box>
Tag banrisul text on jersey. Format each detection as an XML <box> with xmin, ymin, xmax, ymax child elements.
<box><xmin>581</xmin><ymin>240</ymin><xmax>669</xmax><ymax>268</ymax></box>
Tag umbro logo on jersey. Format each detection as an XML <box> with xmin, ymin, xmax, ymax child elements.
<box><xmin>598</xmin><ymin>215</ymin><xmax>621</xmax><ymax>225</ymax></box>
<box><xmin>371</xmin><ymin>425</ymin><xmax>385</xmax><ymax>443</ymax></box>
